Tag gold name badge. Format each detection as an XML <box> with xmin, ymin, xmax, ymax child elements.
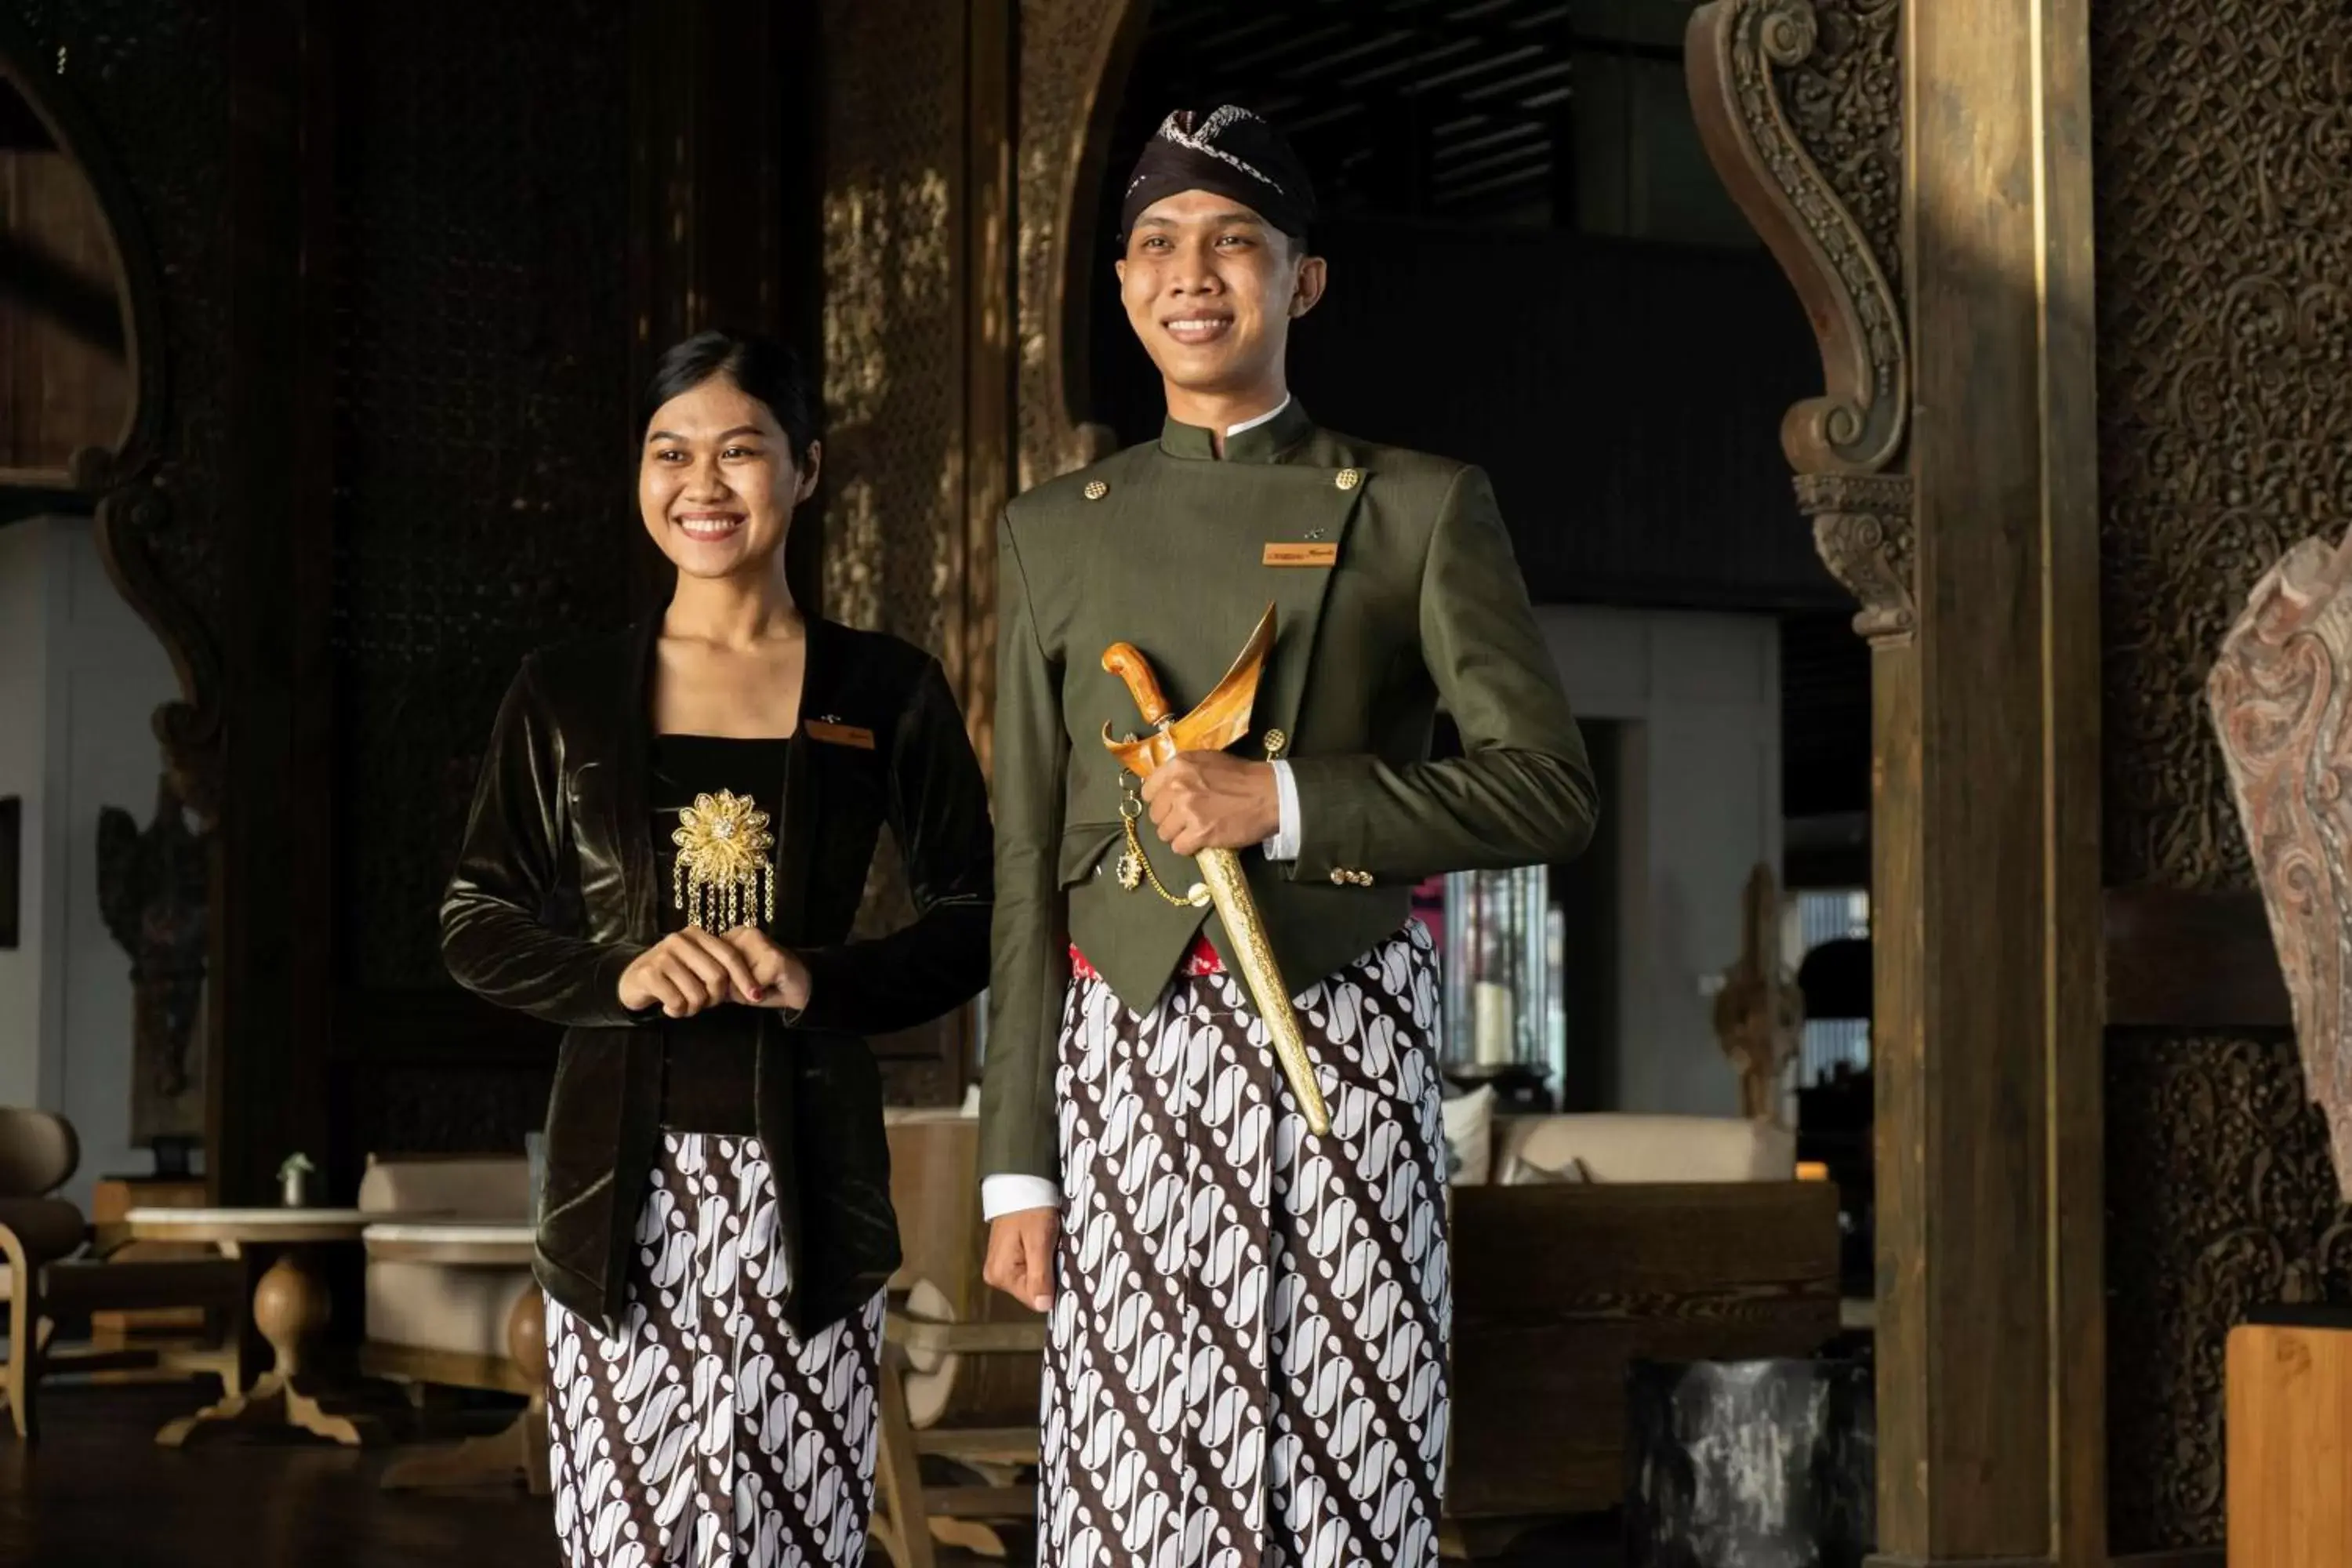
<box><xmin>804</xmin><ymin>720</ymin><xmax>877</xmax><ymax>750</ymax></box>
<box><xmin>1263</xmin><ymin>541</ymin><xmax>1339</xmax><ymax>568</ymax></box>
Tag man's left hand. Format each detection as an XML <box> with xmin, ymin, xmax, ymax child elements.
<box><xmin>1141</xmin><ymin>752</ymin><xmax>1279</xmax><ymax>856</ymax></box>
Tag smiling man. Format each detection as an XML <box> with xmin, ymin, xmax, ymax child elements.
<box><xmin>979</xmin><ymin>106</ymin><xmax>1599</xmax><ymax>1567</ymax></box>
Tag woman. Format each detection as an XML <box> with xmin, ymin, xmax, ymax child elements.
<box><xmin>442</xmin><ymin>330</ymin><xmax>992</xmax><ymax>1567</ymax></box>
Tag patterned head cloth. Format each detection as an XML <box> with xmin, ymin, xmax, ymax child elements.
<box><xmin>1120</xmin><ymin>105</ymin><xmax>1318</xmax><ymax>244</ymax></box>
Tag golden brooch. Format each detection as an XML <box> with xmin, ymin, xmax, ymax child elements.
<box><xmin>670</xmin><ymin>789</ymin><xmax>776</xmax><ymax>933</ymax></box>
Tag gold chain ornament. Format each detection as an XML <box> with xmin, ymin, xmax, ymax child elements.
<box><xmin>1116</xmin><ymin>782</ymin><xmax>1209</xmax><ymax>908</ymax></box>
<box><xmin>670</xmin><ymin>789</ymin><xmax>777</xmax><ymax>933</ymax></box>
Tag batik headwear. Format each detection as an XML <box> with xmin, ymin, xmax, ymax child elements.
<box><xmin>1120</xmin><ymin>105</ymin><xmax>1318</xmax><ymax>244</ymax></box>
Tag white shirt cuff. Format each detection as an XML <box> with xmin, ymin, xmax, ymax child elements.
<box><xmin>980</xmin><ymin>1174</ymin><xmax>1064</xmax><ymax>1221</ymax></box>
<box><xmin>1261</xmin><ymin>758</ymin><xmax>1302</xmax><ymax>862</ymax></box>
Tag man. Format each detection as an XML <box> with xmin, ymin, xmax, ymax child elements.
<box><xmin>980</xmin><ymin>105</ymin><xmax>1597</xmax><ymax>1566</ymax></box>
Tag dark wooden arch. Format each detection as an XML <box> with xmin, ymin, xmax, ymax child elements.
<box><xmin>0</xmin><ymin>13</ymin><xmax>219</xmax><ymax>826</ymax></box>
<box><xmin>1015</xmin><ymin>0</ymin><xmax>1149</xmax><ymax>491</ymax></box>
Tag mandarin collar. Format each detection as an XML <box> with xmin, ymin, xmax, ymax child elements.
<box><xmin>1157</xmin><ymin>396</ymin><xmax>1315</xmax><ymax>463</ymax></box>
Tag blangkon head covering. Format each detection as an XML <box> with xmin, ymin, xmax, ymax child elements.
<box><xmin>1120</xmin><ymin>105</ymin><xmax>1317</xmax><ymax>244</ymax></box>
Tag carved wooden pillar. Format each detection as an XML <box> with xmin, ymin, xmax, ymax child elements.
<box><xmin>1691</xmin><ymin>2</ymin><xmax>2104</xmax><ymax>1562</ymax></box>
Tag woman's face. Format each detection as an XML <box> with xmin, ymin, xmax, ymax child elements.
<box><xmin>638</xmin><ymin>376</ymin><xmax>820</xmax><ymax>583</ymax></box>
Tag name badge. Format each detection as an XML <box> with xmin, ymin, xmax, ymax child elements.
<box><xmin>1263</xmin><ymin>542</ymin><xmax>1339</xmax><ymax>568</ymax></box>
<box><xmin>805</xmin><ymin>720</ymin><xmax>877</xmax><ymax>750</ymax></box>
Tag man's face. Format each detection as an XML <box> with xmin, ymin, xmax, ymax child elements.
<box><xmin>1116</xmin><ymin>189</ymin><xmax>1326</xmax><ymax>398</ymax></box>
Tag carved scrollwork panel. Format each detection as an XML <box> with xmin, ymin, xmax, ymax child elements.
<box><xmin>2096</xmin><ymin>0</ymin><xmax>2352</xmax><ymax>1550</ymax></box>
<box><xmin>2107</xmin><ymin>1032</ymin><xmax>2352</xmax><ymax>1550</ymax></box>
<box><xmin>1796</xmin><ymin>472</ymin><xmax>1915</xmax><ymax>646</ymax></box>
<box><xmin>818</xmin><ymin>0</ymin><xmax>961</xmax><ymax>653</ymax></box>
<box><xmin>2208</xmin><ymin>529</ymin><xmax>2352</xmax><ymax>1200</ymax></box>
<box><xmin>2095</xmin><ymin>0</ymin><xmax>2352</xmax><ymax>895</ymax></box>
<box><xmin>330</xmin><ymin>0</ymin><xmax>636</xmax><ymax>994</ymax></box>
<box><xmin>1688</xmin><ymin>0</ymin><xmax>1907</xmax><ymax>480</ymax></box>
<box><xmin>5</xmin><ymin>1</ymin><xmax>232</xmax><ymax>820</ymax></box>
<box><xmin>1014</xmin><ymin>0</ymin><xmax>1144</xmax><ymax>492</ymax></box>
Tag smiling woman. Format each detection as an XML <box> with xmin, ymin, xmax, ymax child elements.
<box><xmin>440</xmin><ymin>329</ymin><xmax>995</xmax><ymax>1568</ymax></box>
<box><xmin>637</xmin><ymin>332</ymin><xmax>822</xmax><ymax>590</ymax></box>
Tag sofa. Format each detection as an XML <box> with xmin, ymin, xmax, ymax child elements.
<box><xmin>355</xmin><ymin>1153</ymin><xmax>546</xmax><ymax>1492</ymax></box>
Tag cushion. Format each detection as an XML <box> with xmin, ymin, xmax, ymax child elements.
<box><xmin>1440</xmin><ymin>1086</ymin><xmax>1496</xmax><ymax>1185</ymax></box>
<box><xmin>358</xmin><ymin>1156</ymin><xmax>531</xmax><ymax>1221</ymax></box>
<box><xmin>1500</xmin><ymin>1152</ymin><xmax>1592</xmax><ymax>1185</ymax></box>
<box><xmin>1489</xmin><ymin>1114</ymin><xmax>1795</xmax><ymax>1184</ymax></box>
<box><xmin>366</xmin><ymin>1258</ymin><xmax>535</xmax><ymax>1362</ymax></box>
<box><xmin>0</xmin><ymin>1196</ymin><xmax>89</xmax><ymax>1261</ymax></box>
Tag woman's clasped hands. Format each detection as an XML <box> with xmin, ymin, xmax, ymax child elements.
<box><xmin>616</xmin><ymin>926</ymin><xmax>811</xmax><ymax>1018</ymax></box>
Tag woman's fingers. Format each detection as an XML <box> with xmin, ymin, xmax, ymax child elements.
<box><xmin>675</xmin><ymin>948</ymin><xmax>731</xmax><ymax>1007</ymax></box>
<box><xmin>637</xmin><ymin>967</ymin><xmax>685</xmax><ymax>1017</ymax></box>
<box><xmin>724</xmin><ymin>927</ymin><xmax>792</xmax><ymax>987</ymax></box>
<box><xmin>680</xmin><ymin>928</ymin><xmax>764</xmax><ymax>1001</ymax></box>
<box><xmin>655</xmin><ymin>961</ymin><xmax>706</xmax><ymax>1015</ymax></box>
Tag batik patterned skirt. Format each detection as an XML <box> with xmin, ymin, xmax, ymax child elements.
<box><xmin>544</xmin><ymin>1132</ymin><xmax>887</xmax><ymax>1568</ymax></box>
<box><xmin>1041</xmin><ymin>922</ymin><xmax>1454</xmax><ymax>1568</ymax></box>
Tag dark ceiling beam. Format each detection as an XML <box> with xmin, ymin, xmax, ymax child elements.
<box><xmin>1429</xmin><ymin>118</ymin><xmax>1548</xmax><ymax>164</ymax></box>
<box><xmin>1439</xmin><ymin>164</ymin><xmax>1552</xmax><ymax>209</ymax></box>
<box><xmin>1456</xmin><ymin>56</ymin><xmax>1576</xmax><ymax>103</ymax></box>
<box><xmin>1436</xmin><ymin>137</ymin><xmax>1551</xmax><ymax>188</ymax></box>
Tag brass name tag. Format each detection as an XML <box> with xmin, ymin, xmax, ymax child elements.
<box><xmin>805</xmin><ymin>720</ymin><xmax>877</xmax><ymax>750</ymax></box>
<box><xmin>1263</xmin><ymin>542</ymin><xmax>1338</xmax><ymax>568</ymax></box>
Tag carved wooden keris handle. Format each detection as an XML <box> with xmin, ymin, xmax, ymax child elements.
<box><xmin>1101</xmin><ymin>643</ymin><xmax>1173</xmax><ymax>729</ymax></box>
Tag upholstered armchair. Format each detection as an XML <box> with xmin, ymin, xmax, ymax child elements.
<box><xmin>0</xmin><ymin>1108</ymin><xmax>240</xmax><ymax>1439</ymax></box>
<box><xmin>0</xmin><ymin>1109</ymin><xmax>93</xmax><ymax>1436</ymax></box>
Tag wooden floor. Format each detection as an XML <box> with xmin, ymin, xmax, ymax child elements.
<box><xmin>0</xmin><ymin>1380</ymin><xmax>1622</xmax><ymax>1567</ymax></box>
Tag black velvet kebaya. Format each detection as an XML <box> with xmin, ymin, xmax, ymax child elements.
<box><xmin>441</xmin><ymin>614</ymin><xmax>992</xmax><ymax>1337</ymax></box>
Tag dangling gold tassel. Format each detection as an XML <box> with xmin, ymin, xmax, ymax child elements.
<box><xmin>670</xmin><ymin>789</ymin><xmax>778</xmax><ymax>935</ymax></box>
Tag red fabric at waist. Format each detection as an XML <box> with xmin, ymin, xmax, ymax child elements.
<box><xmin>1069</xmin><ymin>933</ymin><xmax>1222</xmax><ymax>982</ymax></box>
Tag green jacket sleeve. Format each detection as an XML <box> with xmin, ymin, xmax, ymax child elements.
<box><xmin>1285</xmin><ymin>465</ymin><xmax>1598</xmax><ymax>882</ymax></box>
<box><xmin>978</xmin><ymin>514</ymin><xmax>1069</xmax><ymax>1182</ymax></box>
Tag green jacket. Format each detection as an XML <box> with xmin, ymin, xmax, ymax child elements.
<box><xmin>979</xmin><ymin>400</ymin><xmax>1598</xmax><ymax>1182</ymax></box>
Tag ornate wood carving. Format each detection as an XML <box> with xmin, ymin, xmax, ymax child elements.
<box><xmin>330</xmin><ymin>0</ymin><xmax>636</xmax><ymax>997</ymax></box>
<box><xmin>1711</xmin><ymin>862</ymin><xmax>1802</xmax><ymax>1122</ymax></box>
<box><xmin>2107</xmin><ymin>1032</ymin><xmax>2348</xmax><ymax>1548</ymax></box>
<box><xmin>2209</xmin><ymin>528</ymin><xmax>2352</xmax><ymax>1199</ymax></box>
<box><xmin>97</xmin><ymin>774</ymin><xmax>210</xmax><ymax>1147</ymax></box>
<box><xmin>1688</xmin><ymin>0</ymin><xmax>1910</xmax><ymax>645</ymax></box>
<box><xmin>818</xmin><ymin>0</ymin><xmax>964</xmax><ymax>652</ymax></box>
<box><xmin>1688</xmin><ymin>0</ymin><xmax>1907</xmax><ymax>478</ymax></box>
<box><xmin>1795</xmin><ymin>471</ymin><xmax>1915</xmax><ymax>646</ymax></box>
<box><xmin>0</xmin><ymin>9</ymin><xmax>225</xmax><ymax>822</ymax></box>
<box><xmin>2095</xmin><ymin>0</ymin><xmax>2352</xmax><ymax>1550</ymax></box>
<box><xmin>1014</xmin><ymin>0</ymin><xmax>1146</xmax><ymax>492</ymax></box>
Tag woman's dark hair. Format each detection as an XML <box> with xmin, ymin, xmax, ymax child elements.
<box><xmin>638</xmin><ymin>329</ymin><xmax>820</xmax><ymax>466</ymax></box>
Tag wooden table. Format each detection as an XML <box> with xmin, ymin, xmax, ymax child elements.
<box><xmin>359</xmin><ymin>1220</ymin><xmax>549</xmax><ymax>1494</ymax></box>
<box><xmin>125</xmin><ymin>1207</ymin><xmax>387</xmax><ymax>1448</ymax></box>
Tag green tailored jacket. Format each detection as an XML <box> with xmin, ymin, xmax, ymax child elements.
<box><xmin>979</xmin><ymin>399</ymin><xmax>1599</xmax><ymax>1183</ymax></box>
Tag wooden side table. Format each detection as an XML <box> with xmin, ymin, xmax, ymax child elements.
<box><xmin>125</xmin><ymin>1207</ymin><xmax>385</xmax><ymax>1447</ymax></box>
<box><xmin>89</xmin><ymin>1176</ymin><xmax>210</xmax><ymax>1341</ymax></box>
